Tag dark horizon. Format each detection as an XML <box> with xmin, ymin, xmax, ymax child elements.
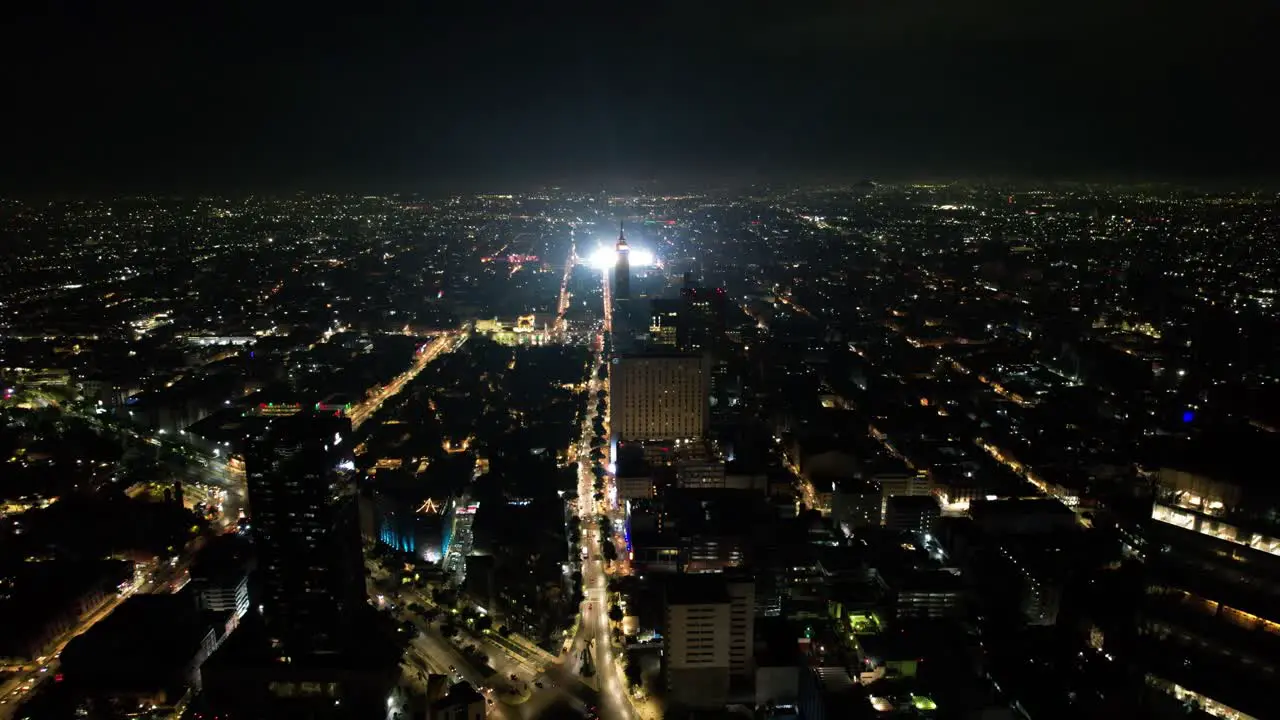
<box><xmin>2</xmin><ymin>2</ymin><xmax>1276</xmax><ymax>193</ymax></box>
<box><xmin>5</xmin><ymin>174</ymin><xmax>1278</xmax><ymax>201</ymax></box>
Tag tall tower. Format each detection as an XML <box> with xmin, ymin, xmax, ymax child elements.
<box><xmin>614</xmin><ymin>219</ymin><xmax>631</xmax><ymax>301</ymax></box>
<box><xmin>245</xmin><ymin>413</ymin><xmax>363</xmax><ymax>653</ymax></box>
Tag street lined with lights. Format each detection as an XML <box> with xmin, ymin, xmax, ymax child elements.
<box><xmin>348</xmin><ymin>331</ymin><xmax>465</xmax><ymax>430</ymax></box>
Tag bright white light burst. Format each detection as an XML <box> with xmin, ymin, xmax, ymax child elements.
<box><xmin>587</xmin><ymin>246</ymin><xmax>655</xmax><ymax>270</ymax></box>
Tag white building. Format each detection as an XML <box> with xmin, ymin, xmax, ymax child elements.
<box><xmin>193</xmin><ymin>573</ymin><xmax>250</xmax><ymax>620</ymax></box>
<box><xmin>664</xmin><ymin>575</ymin><xmax>755</xmax><ymax>708</ymax></box>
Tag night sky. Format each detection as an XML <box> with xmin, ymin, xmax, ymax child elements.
<box><xmin>2</xmin><ymin>2</ymin><xmax>1275</xmax><ymax>192</ymax></box>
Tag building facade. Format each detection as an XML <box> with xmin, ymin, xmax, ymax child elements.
<box><xmin>193</xmin><ymin>573</ymin><xmax>250</xmax><ymax>621</ymax></box>
<box><xmin>884</xmin><ymin>494</ymin><xmax>941</xmax><ymax>538</ymax></box>
<box><xmin>666</xmin><ymin>585</ymin><xmax>731</xmax><ymax>708</ymax></box>
<box><xmin>1139</xmin><ymin>469</ymin><xmax>1280</xmax><ymax>719</ymax></box>
<box><xmin>664</xmin><ymin>575</ymin><xmax>756</xmax><ymax>708</ymax></box>
<box><xmin>648</xmin><ymin>288</ymin><xmax>728</xmax><ymax>354</ymax></box>
<box><xmin>610</xmin><ymin>353</ymin><xmax>709</xmax><ymax>443</ymax></box>
<box><xmin>245</xmin><ymin>413</ymin><xmax>364</xmax><ymax>652</ymax></box>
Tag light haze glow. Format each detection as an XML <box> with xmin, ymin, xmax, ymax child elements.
<box><xmin>587</xmin><ymin>246</ymin><xmax>654</xmax><ymax>270</ymax></box>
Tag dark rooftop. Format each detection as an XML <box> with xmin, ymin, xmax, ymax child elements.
<box><xmin>60</xmin><ymin>592</ymin><xmax>227</xmax><ymax>691</ymax></box>
<box><xmin>666</xmin><ymin>574</ymin><xmax>731</xmax><ymax>606</ymax></box>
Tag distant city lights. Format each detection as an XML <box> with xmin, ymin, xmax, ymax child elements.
<box><xmin>587</xmin><ymin>246</ymin><xmax>655</xmax><ymax>270</ymax></box>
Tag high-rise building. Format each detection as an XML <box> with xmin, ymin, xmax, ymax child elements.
<box><xmin>614</xmin><ymin>221</ymin><xmax>631</xmax><ymax>301</ymax></box>
<box><xmin>201</xmin><ymin>413</ymin><xmax>400</xmax><ymax>719</ymax></box>
<box><xmin>1139</xmin><ymin>467</ymin><xmax>1280</xmax><ymax>719</ymax></box>
<box><xmin>665</xmin><ymin>581</ymin><xmax>730</xmax><ymax>708</ymax></box>
<box><xmin>648</xmin><ymin>288</ymin><xmax>728</xmax><ymax>354</ymax></box>
<box><xmin>884</xmin><ymin>494</ymin><xmax>941</xmax><ymax>538</ymax></box>
<box><xmin>610</xmin><ymin>352</ymin><xmax>709</xmax><ymax>443</ymax></box>
<box><xmin>649</xmin><ymin>298</ymin><xmax>681</xmax><ymax>348</ymax></box>
<box><xmin>190</xmin><ymin>536</ymin><xmax>253</xmax><ymax>621</ymax></box>
<box><xmin>679</xmin><ymin>286</ymin><xmax>728</xmax><ymax>353</ymax></box>
<box><xmin>664</xmin><ymin>574</ymin><xmax>755</xmax><ymax>709</ymax></box>
<box><xmin>245</xmin><ymin>413</ymin><xmax>363</xmax><ymax>653</ymax></box>
<box><xmin>878</xmin><ymin>470</ymin><xmax>933</xmax><ymax>526</ymax></box>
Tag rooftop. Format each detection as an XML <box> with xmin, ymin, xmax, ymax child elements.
<box><xmin>665</xmin><ymin>575</ymin><xmax>732</xmax><ymax>606</ymax></box>
<box><xmin>61</xmin><ymin>592</ymin><xmax>228</xmax><ymax>689</ymax></box>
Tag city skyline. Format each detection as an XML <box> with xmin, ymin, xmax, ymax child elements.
<box><xmin>3</xmin><ymin>185</ymin><xmax>1279</xmax><ymax>719</ymax></box>
<box><xmin>1</xmin><ymin>2</ymin><xmax>1278</xmax><ymax>718</ymax></box>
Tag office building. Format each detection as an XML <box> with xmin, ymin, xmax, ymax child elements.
<box><xmin>1139</xmin><ymin>466</ymin><xmax>1280</xmax><ymax>719</ymax></box>
<box><xmin>610</xmin><ymin>352</ymin><xmax>709</xmax><ymax>443</ymax></box>
<box><xmin>649</xmin><ymin>298</ymin><xmax>681</xmax><ymax>347</ymax></box>
<box><xmin>615</xmin><ymin>453</ymin><xmax>657</xmax><ymax>500</ymax></box>
<box><xmin>649</xmin><ymin>488</ymin><xmax>768</xmax><ymax>573</ymax></box>
<box><xmin>648</xmin><ymin>289</ymin><xmax>728</xmax><ymax>354</ymax></box>
<box><xmin>884</xmin><ymin>494</ymin><xmax>941</xmax><ymax>539</ymax></box>
<box><xmin>190</xmin><ymin>536</ymin><xmax>253</xmax><ymax>621</ymax></box>
<box><xmin>664</xmin><ymin>574</ymin><xmax>756</xmax><ymax>708</ymax></box>
<box><xmin>648</xmin><ymin>288</ymin><xmax>731</xmax><ymax>415</ymax></box>
<box><xmin>202</xmin><ymin>415</ymin><xmax>401</xmax><ymax>719</ymax></box>
<box><xmin>612</xmin><ymin>300</ymin><xmax>648</xmax><ymax>354</ymax></box>
<box><xmin>675</xmin><ymin>441</ymin><xmax>727</xmax><ymax>489</ymax></box>
<box><xmin>831</xmin><ymin>479</ymin><xmax>882</xmax><ymax>534</ymax></box>
<box><xmin>244</xmin><ymin>413</ymin><xmax>363</xmax><ymax>653</ymax></box>
<box><xmin>679</xmin><ymin>286</ymin><xmax>728</xmax><ymax>353</ymax></box>
<box><xmin>877</xmin><ymin>471</ymin><xmax>932</xmax><ymax>524</ymax></box>
<box><xmin>886</xmin><ymin>568</ymin><xmax>965</xmax><ymax>620</ymax></box>
<box><xmin>194</xmin><ymin>571</ymin><xmax>249</xmax><ymax>623</ymax></box>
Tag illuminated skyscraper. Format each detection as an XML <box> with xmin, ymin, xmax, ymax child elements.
<box><xmin>649</xmin><ymin>288</ymin><xmax>729</xmax><ymax>354</ymax></box>
<box><xmin>614</xmin><ymin>220</ymin><xmax>631</xmax><ymax>301</ymax></box>
<box><xmin>680</xmin><ymin>287</ymin><xmax>728</xmax><ymax>353</ymax></box>
<box><xmin>1139</xmin><ymin>462</ymin><xmax>1280</xmax><ymax>718</ymax></box>
<box><xmin>245</xmin><ymin>413</ymin><xmax>363</xmax><ymax>652</ymax></box>
<box><xmin>203</xmin><ymin>416</ymin><xmax>401</xmax><ymax>719</ymax></box>
<box><xmin>610</xmin><ymin>352</ymin><xmax>709</xmax><ymax>442</ymax></box>
<box><xmin>649</xmin><ymin>298</ymin><xmax>681</xmax><ymax>347</ymax></box>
